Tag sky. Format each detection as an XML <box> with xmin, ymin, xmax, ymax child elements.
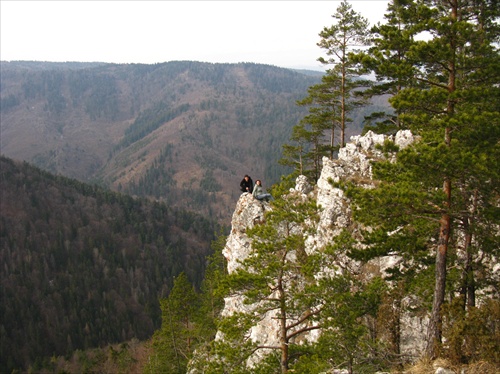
<box><xmin>1</xmin><ymin>1</ymin><xmax>389</xmax><ymax>71</ymax></box>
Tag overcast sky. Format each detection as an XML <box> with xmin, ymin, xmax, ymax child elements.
<box><xmin>1</xmin><ymin>1</ymin><xmax>389</xmax><ymax>71</ymax></box>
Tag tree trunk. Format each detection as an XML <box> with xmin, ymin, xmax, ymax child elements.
<box><xmin>277</xmin><ymin>276</ymin><xmax>288</xmax><ymax>373</ymax></box>
<box><xmin>426</xmin><ymin>209</ymin><xmax>450</xmax><ymax>358</ymax></box>
<box><xmin>425</xmin><ymin>107</ymin><xmax>453</xmax><ymax>358</ymax></box>
<box><xmin>462</xmin><ymin>229</ymin><xmax>476</xmax><ymax>309</ymax></box>
<box><xmin>426</xmin><ymin>2</ymin><xmax>458</xmax><ymax>357</ymax></box>
<box><xmin>460</xmin><ymin>188</ymin><xmax>478</xmax><ymax>309</ymax></box>
<box><xmin>340</xmin><ymin>35</ymin><xmax>347</xmax><ymax>148</ymax></box>
<box><xmin>348</xmin><ymin>356</ymin><xmax>353</xmax><ymax>374</ymax></box>
<box><xmin>340</xmin><ymin>57</ymin><xmax>346</xmax><ymax>148</ymax></box>
<box><xmin>391</xmin><ymin>288</ymin><xmax>402</xmax><ymax>357</ymax></box>
<box><xmin>330</xmin><ymin>118</ymin><xmax>335</xmax><ymax>159</ymax></box>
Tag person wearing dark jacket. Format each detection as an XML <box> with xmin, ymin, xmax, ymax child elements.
<box><xmin>240</xmin><ymin>175</ymin><xmax>253</xmax><ymax>193</ymax></box>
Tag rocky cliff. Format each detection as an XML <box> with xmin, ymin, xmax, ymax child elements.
<box><xmin>218</xmin><ymin>130</ymin><xmax>427</xmax><ymax>368</ymax></box>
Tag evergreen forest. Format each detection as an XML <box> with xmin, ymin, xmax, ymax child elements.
<box><xmin>0</xmin><ymin>156</ymin><xmax>217</xmax><ymax>372</ymax></box>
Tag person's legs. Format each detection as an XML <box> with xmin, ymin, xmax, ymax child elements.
<box><xmin>257</xmin><ymin>193</ymin><xmax>273</xmax><ymax>201</ymax></box>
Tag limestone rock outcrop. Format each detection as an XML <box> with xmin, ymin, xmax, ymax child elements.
<box><xmin>218</xmin><ymin>130</ymin><xmax>426</xmax><ymax>366</ymax></box>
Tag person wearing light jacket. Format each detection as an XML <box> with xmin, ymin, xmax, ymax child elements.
<box><xmin>252</xmin><ymin>180</ymin><xmax>273</xmax><ymax>201</ymax></box>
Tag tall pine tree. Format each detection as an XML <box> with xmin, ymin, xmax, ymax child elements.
<box><xmin>282</xmin><ymin>1</ymin><xmax>371</xmax><ymax>182</ymax></box>
<box><xmin>317</xmin><ymin>0</ymin><xmax>371</xmax><ymax>148</ymax></box>
<box><xmin>345</xmin><ymin>0</ymin><xmax>500</xmax><ymax>359</ymax></box>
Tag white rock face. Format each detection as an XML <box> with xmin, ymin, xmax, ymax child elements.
<box><xmin>394</xmin><ymin>129</ymin><xmax>416</xmax><ymax>149</ymax></box>
<box><xmin>217</xmin><ymin>130</ymin><xmax>426</xmax><ymax>366</ymax></box>
<box><xmin>222</xmin><ymin>192</ymin><xmax>269</xmax><ymax>274</ymax></box>
<box><xmin>293</xmin><ymin>174</ymin><xmax>313</xmax><ymax>195</ymax></box>
<box><xmin>219</xmin><ymin>192</ymin><xmax>284</xmax><ymax>366</ymax></box>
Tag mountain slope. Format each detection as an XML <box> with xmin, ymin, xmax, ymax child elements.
<box><xmin>0</xmin><ymin>155</ymin><xmax>216</xmax><ymax>372</ymax></box>
<box><xmin>1</xmin><ymin>61</ymin><xmax>322</xmax><ymax>223</ymax></box>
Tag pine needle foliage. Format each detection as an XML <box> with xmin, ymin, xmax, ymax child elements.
<box><xmin>343</xmin><ymin>0</ymin><xmax>500</xmax><ymax>362</ymax></box>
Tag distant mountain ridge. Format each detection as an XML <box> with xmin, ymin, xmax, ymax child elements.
<box><xmin>1</xmin><ymin>60</ymin><xmax>324</xmax><ymax>223</ymax></box>
<box><xmin>1</xmin><ymin>60</ymin><xmax>388</xmax><ymax>223</ymax></box>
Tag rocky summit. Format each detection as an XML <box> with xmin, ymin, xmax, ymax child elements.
<box><xmin>217</xmin><ymin>130</ymin><xmax>427</xmax><ymax>367</ymax></box>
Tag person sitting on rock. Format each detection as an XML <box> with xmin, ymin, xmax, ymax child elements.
<box><xmin>252</xmin><ymin>180</ymin><xmax>273</xmax><ymax>202</ymax></box>
<box><xmin>240</xmin><ymin>174</ymin><xmax>254</xmax><ymax>193</ymax></box>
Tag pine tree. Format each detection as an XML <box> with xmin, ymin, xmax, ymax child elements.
<box><xmin>300</xmin><ymin>73</ymin><xmax>342</xmax><ymax>174</ymax></box>
<box><xmin>193</xmin><ymin>192</ymin><xmax>393</xmax><ymax>373</ymax></box>
<box><xmin>282</xmin><ymin>1</ymin><xmax>371</xmax><ymax>183</ymax></box>
<box><xmin>199</xmin><ymin>192</ymin><xmax>321</xmax><ymax>373</ymax></box>
<box><xmin>315</xmin><ymin>274</ymin><xmax>386</xmax><ymax>374</ymax></box>
<box><xmin>273</xmin><ymin>227</ymin><xmax>390</xmax><ymax>374</ymax></box>
<box><xmin>281</xmin><ymin>72</ymin><xmax>342</xmax><ymax>182</ymax></box>
<box><xmin>194</xmin><ymin>231</ymin><xmax>228</xmax><ymax>345</ymax></box>
<box><xmin>355</xmin><ymin>0</ymin><xmax>421</xmax><ymax>134</ymax></box>
<box><xmin>145</xmin><ymin>272</ymin><xmax>199</xmax><ymax>374</ymax></box>
<box><xmin>317</xmin><ymin>0</ymin><xmax>371</xmax><ymax>148</ymax></box>
<box><xmin>146</xmin><ymin>231</ymin><xmax>229</xmax><ymax>374</ymax></box>
<box><xmin>345</xmin><ymin>0</ymin><xmax>500</xmax><ymax>360</ymax></box>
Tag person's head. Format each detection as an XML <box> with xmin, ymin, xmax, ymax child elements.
<box><xmin>244</xmin><ymin>175</ymin><xmax>250</xmax><ymax>180</ymax></box>
<box><xmin>255</xmin><ymin>180</ymin><xmax>261</xmax><ymax>185</ymax></box>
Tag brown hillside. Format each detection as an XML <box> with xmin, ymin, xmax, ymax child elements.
<box><xmin>1</xmin><ymin>61</ymin><xmax>321</xmax><ymax>224</ymax></box>
<box><xmin>1</xmin><ymin>61</ymin><xmax>387</xmax><ymax>224</ymax></box>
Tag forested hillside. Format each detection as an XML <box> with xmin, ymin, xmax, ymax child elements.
<box><xmin>0</xmin><ymin>156</ymin><xmax>217</xmax><ymax>372</ymax></box>
<box><xmin>0</xmin><ymin>61</ymin><xmax>312</xmax><ymax>223</ymax></box>
<box><xmin>0</xmin><ymin>61</ymin><xmax>386</xmax><ymax>224</ymax></box>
